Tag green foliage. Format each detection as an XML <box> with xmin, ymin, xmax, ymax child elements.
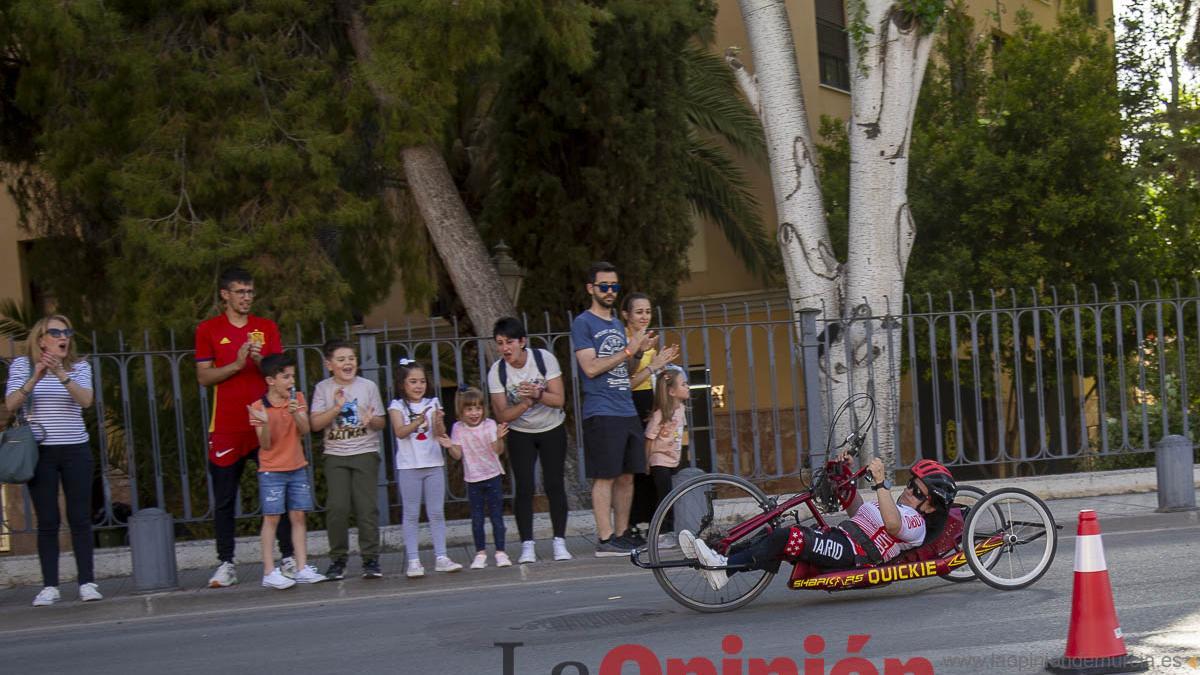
<box><xmin>681</xmin><ymin>42</ymin><xmax>765</xmax><ymax>163</ymax></box>
<box><xmin>905</xmin><ymin>3</ymin><xmax>1140</xmax><ymax>295</ymax></box>
<box><xmin>361</xmin><ymin>0</ymin><xmax>507</xmax><ymax>152</ymax></box>
<box><xmin>1085</xmin><ymin>0</ymin><xmax>1200</xmax><ymax>470</ymax></box>
<box><xmin>1118</xmin><ymin>0</ymin><xmax>1200</xmax><ymax>280</ymax></box>
<box><xmin>846</xmin><ymin>0</ymin><xmax>873</xmax><ymax>76</ymax></box>
<box><xmin>482</xmin><ymin>0</ymin><xmax>710</xmax><ymax>320</ymax></box>
<box><xmin>0</xmin><ymin>1</ymin><xmax>436</xmax><ymax>331</ymax></box>
<box><xmin>896</xmin><ymin>0</ymin><xmax>947</xmax><ymax>34</ymax></box>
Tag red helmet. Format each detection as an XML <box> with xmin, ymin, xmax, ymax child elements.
<box><xmin>910</xmin><ymin>459</ymin><xmax>957</xmax><ymax>509</ymax></box>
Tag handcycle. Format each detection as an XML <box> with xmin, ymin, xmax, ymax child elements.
<box><xmin>631</xmin><ymin>394</ymin><xmax>1059</xmax><ymax>613</ymax></box>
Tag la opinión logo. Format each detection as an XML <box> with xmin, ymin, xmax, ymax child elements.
<box><xmin>495</xmin><ymin>634</ymin><xmax>935</xmax><ymax>674</ymax></box>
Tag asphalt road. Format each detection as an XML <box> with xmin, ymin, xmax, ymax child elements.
<box><xmin>2</xmin><ymin>520</ymin><xmax>1198</xmax><ymax>675</ymax></box>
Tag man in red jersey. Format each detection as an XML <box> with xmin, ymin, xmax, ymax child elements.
<box><xmin>195</xmin><ymin>267</ymin><xmax>294</xmax><ymax>587</ymax></box>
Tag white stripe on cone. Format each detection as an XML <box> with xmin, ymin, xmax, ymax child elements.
<box><xmin>1074</xmin><ymin>533</ymin><xmax>1108</xmax><ymax>573</ymax></box>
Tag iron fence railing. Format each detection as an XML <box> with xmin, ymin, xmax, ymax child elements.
<box><xmin>1</xmin><ymin>284</ymin><xmax>1195</xmax><ymax>538</ymax></box>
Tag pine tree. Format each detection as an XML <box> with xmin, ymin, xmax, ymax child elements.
<box><xmin>0</xmin><ymin>1</ymin><xmax>429</xmax><ymax>331</ymax></box>
<box><xmin>481</xmin><ymin>0</ymin><xmax>710</xmax><ymax>320</ymax></box>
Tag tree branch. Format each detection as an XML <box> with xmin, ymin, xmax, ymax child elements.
<box><xmin>725</xmin><ymin>47</ymin><xmax>761</xmax><ymax>118</ymax></box>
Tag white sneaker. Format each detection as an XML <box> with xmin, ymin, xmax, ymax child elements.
<box><xmin>657</xmin><ymin>532</ymin><xmax>678</xmax><ymax>549</ymax></box>
<box><xmin>470</xmin><ymin>552</ymin><xmax>488</xmax><ymax>570</ymax></box>
<box><xmin>406</xmin><ymin>560</ymin><xmax>425</xmax><ymax>578</ymax></box>
<box><xmin>261</xmin><ymin>567</ymin><xmax>296</xmax><ymax>590</ymax></box>
<box><xmin>494</xmin><ymin>551</ymin><xmax>513</xmax><ymax>567</ymax></box>
<box><xmin>279</xmin><ymin>556</ymin><xmax>298</xmax><ymax>579</ymax></box>
<box><xmin>435</xmin><ymin>556</ymin><xmax>463</xmax><ymax>573</ymax></box>
<box><xmin>292</xmin><ymin>565</ymin><xmax>325</xmax><ymax>584</ymax></box>
<box><xmin>552</xmin><ymin>537</ymin><xmax>573</xmax><ymax>561</ymax></box>
<box><xmin>32</xmin><ymin>586</ymin><xmax>60</xmax><ymax>607</ymax></box>
<box><xmin>79</xmin><ymin>582</ymin><xmax>103</xmax><ymax>602</ymax></box>
<box><xmin>208</xmin><ymin>561</ymin><xmax>238</xmax><ymax>588</ymax></box>
<box><xmin>693</xmin><ymin>539</ymin><xmax>729</xmax><ymax>590</ymax></box>
<box><xmin>677</xmin><ymin>530</ymin><xmax>698</xmax><ymax>559</ymax></box>
<box><xmin>518</xmin><ymin>540</ymin><xmax>537</xmax><ymax>564</ymax></box>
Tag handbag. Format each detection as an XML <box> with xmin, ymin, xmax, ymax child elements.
<box><xmin>0</xmin><ymin>399</ymin><xmax>39</xmax><ymax>484</ymax></box>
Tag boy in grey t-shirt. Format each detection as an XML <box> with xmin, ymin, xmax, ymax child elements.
<box><xmin>309</xmin><ymin>339</ymin><xmax>386</xmax><ymax>579</ymax></box>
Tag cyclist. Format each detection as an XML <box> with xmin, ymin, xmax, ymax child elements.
<box><xmin>680</xmin><ymin>457</ymin><xmax>958</xmax><ymax>590</ymax></box>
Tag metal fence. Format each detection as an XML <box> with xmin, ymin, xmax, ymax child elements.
<box><xmin>1</xmin><ymin>283</ymin><xmax>1196</xmax><ymax>538</ymax></box>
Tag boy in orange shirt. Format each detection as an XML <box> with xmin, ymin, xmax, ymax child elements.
<box><xmin>248</xmin><ymin>354</ymin><xmax>325</xmax><ymax>589</ymax></box>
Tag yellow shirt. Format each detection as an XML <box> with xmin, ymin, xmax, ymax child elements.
<box><xmin>631</xmin><ymin>347</ymin><xmax>657</xmax><ymax>392</ymax></box>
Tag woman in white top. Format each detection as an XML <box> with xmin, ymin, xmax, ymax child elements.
<box><xmin>487</xmin><ymin>317</ymin><xmax>571</xmax><ymax>564</ymax></box>
<box><xmin>4</xmin><ymin>315</ymin><xmax>101</xmax><ymax>606</ymax></box>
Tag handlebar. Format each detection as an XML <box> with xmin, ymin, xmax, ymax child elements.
<box><xmin>810</xmin><ymin>452</ymin><xmax>873</xmax><ymax>512</ymax></box>
<box><xmin>824</xmin><ymin>454</ymin><xmax>870</xmax><ymax>483</ymax></box>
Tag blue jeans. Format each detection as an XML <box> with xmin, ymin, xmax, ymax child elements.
<box><xmin>257</xmin><ymin>468</ymin><xmax>315</xmax><ymax>515</ymax></box>
<box><xmin>467</xmin><ymin>475</ymin><xmax>506</xmax><ymax>552</ymax></box>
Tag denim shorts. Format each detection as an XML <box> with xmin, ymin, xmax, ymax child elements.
<box><xmin>258</xmin><ymin>468</ymin><xmax>315</xmax><ymax>515</ymax></box>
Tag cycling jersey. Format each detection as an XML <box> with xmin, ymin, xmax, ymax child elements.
<box><xmin>842</xmin><ymin>501</ymin><xmax>926</xmax><ymax>562</ymax></box>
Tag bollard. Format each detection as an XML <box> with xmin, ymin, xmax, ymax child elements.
<box><xmin>670</xmin><ymin>467</ymin><xmax>708</xmax><ymax>535</ymax></box>
<box><xmin>128</xmin><ymin>507</ymin><xmax>179</xmax><ymax>592</ymax></box>
<box><xmin>1155</xmin><ymin>435</ymin><xmax>1197</xmax><ymax>513</ymax></box>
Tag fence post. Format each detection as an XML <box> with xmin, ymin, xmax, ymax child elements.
<box><xmin>1155</xmin><ymin>435</ymin><xmax>1197</xmax><ymax>512</ymax></box>
<box><xmin>798</xmin><ymin>309</ymin><xmax>826</xmax><ymax>473</ymax></box>
<box><xmin>358</xmin><ymin>330</ymin><xmax>391</xmax><ymax>526</ymax></box>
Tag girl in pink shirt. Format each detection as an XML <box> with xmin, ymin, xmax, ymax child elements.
<box><xmin>438</xmin><ymin>387</ymin><xmax>511</xmax><ymax>569</ymax></box>
<box><xmin>644</xmin><ymin>366</ymin><xmax>690</xmax><ymax>548</ymax></box>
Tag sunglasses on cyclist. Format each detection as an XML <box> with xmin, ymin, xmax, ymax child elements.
<box><xmin>593</xmin><ymin>282</ymin><xmax>621</xmax><ymax>293</ymax></box>
<box><xmin>45</xmin><ymin>328</ymin><xmax>75</xmax><ymax>339</ymax></box>
<box><xmin>907</xmin><ymin>479</ymin><xmax>926</xmax><ymax>502</ymax></box>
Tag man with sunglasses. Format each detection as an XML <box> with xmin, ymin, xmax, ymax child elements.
<box><xmin>570</xmin><ymin>261</ymin><xmax>657</xmax><ymax>556</ymax></box>
<box><xmin>194</xmin><ymin>267</ymin><xmax>293</xmax><ymax>587</ymax></box>
<box><xmin>682</xmin><ymin>457</ymin><xmax>958</xmax><ymax>590</ymax></box>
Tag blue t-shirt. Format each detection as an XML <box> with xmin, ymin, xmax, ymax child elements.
<box><xmin>571</xmin><ymin>310</ymin><xmax>637</xmax><ymax>419</ymax></box>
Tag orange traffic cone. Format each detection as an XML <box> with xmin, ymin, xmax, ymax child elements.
<box><xmin>1046</xmin><ymin>510</ymin><xmax>1149</xmax><ymax>674</ymax></box>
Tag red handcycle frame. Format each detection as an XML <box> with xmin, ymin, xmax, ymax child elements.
<box><xmin>712</xmin><ymin>458</ymin><xmax>997</xmax><ymax>590</ymax></box>
<box><xmin>632</xmin><ymin>452</ymin><xmax>1055</xmax><ymax>606</ymax></box>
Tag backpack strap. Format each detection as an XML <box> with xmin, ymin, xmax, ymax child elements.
<box><xmin>498</xmin><ymin>359</ymin><xmax>508</xmax><ymax>390</ymax></box>
<box><xmin>531</xmin><ymin>347</ymin><xmax>547</xmax><ymax>377</ymax></box>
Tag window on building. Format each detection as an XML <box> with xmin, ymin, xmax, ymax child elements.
<box><xmin>816</xmin><ymin>0</ymin><xmax>850</xmax><ymax>91</ymax></box>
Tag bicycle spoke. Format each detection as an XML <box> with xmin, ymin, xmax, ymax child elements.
<box><xmin>963</xmin><ymin>488</ymin><xmax>1057</xmax><ymax>591</ymax></box>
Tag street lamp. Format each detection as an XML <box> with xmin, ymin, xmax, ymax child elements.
<box><xmin>491</xmin><ymin>240</ymin><xmax>525</xmax><ymax>307</ymax></box>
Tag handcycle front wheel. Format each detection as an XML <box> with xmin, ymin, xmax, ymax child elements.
<box><xmin>963</xmin><ymin>487</ymin><xmax>1058</xmax><ymax>590</ymax></box>
<box><xmin>646</xmin><ymin>473</ymin><xmax>777</xmax><ymax>613</ymax></box>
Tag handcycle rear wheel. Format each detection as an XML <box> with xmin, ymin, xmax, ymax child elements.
<box><xmin>963</xmin><ymin>487</ymin><xmax>1058</xmax><ymax>590</ymax></box>
<box><xmin>646</xmin><ymin>473</ymin><xmax>777</xmax><ymax>613</ymax></box>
